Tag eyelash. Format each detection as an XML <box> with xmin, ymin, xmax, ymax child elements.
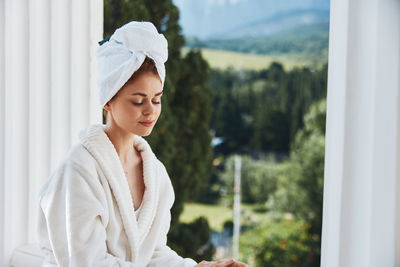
<box><xmin>132</xmin><ymin>101</ymin><xmax>161</xmax><ymax>106</ymax></box>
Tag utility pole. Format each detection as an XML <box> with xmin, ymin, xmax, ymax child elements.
<box><xmin>232</xmin><ymin>154</ymin><xmax>242</xmax><ymax>259</ymax></box>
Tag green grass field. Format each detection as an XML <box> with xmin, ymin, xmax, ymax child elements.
<box><xmin>181</xmin><ymin>47</ymin><xmax>327</xmax><ymax>71</ymax></box>
<box><xmin>179</xmin><ymin>202</ymin><xmax>269</xmax><ymax>232</ymax></box>
<box><xmin>179</xmin><ymin>203</ymin><xmax>232</xmax><ymax>232</ymax></box>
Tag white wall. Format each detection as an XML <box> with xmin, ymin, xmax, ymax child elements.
<box><xmin>0</xmin><ymin>0</ymin><xmax>103</xmax><ymax>266</ymax></box>
<box><xmin>321</xmin><ymin>0</ymin><xmax>400</xmax><ymax>266</ymax></box>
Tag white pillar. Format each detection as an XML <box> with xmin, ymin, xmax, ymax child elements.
<box><xmin>0</xmin><ymin>0</ymin><xmax>6</xmax><ymax>264</ymax></box>
<box><xmin>4</xmin><ymin>2</ymin><xmax>30</xmax><ymax>266</ymax></box>
<box><xmin>321</xmin><ymin>0</ymin><xmax>400</xmax><ymax>266</ymax></box>
<box><xmin>232</xmin><ymin>155</ymin><xmax>241</xmax><ymax>259</ymax></box>
<box><xmin>50</xmin><ymin>0</ymin><xmax>72</xmax><ymax>171</ymax></box>
<box><xmin>0</xmin><ymin>1</ymin><xmax>103</xmax><ymax>266</ymax></box>
<box><xmin>70</xmin><ymin>0</ymin><xmax>90</xmax><ymax>144</ymax></box>
<box><xmin>28</xmin><ymin>0</ymin><xmax>51</xmax><ymax>244</ymax></box>
<box><xmin>89</xmin><ymin>0</ymin><xmax>104</xmax><ymax>124</ymax></box>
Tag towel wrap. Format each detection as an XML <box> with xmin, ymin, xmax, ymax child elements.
<box><xmin>97</xmin><ymin>21</ymin><xmax>168</xmax><ymax>108</ymax></box>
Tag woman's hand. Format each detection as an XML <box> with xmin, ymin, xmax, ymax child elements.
<box><xmin>195</xmin><ymin>258</ymin><xmax>248</xmax><ymax>267</ymax></box>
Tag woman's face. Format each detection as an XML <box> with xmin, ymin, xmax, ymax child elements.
<box><xmin>105</xmin><ymin>71</ymin><xmax>163</xmax><ymax>137</ymax></box>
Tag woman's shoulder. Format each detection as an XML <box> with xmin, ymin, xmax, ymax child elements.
<box><xmin>68</xmin><ymin>142</ymin><xmax>97</xmax><ymax>164</ymax></box>
<box><xmin>39</xmin><ymin>144</ymin><xmax>99</xmax><ymax>195</ymax></box>
<box><xmin>38</xmin><ymin>145</ymin><xmax>108</xmax><ymax>216</ymax></box>
<box><xmin>61</xmin><ymin>142</ymin><xmax>99</xmax><ymax>174</ymax></box>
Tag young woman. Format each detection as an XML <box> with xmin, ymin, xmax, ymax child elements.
<box><xmin>36</xmin><ymin>21</ymin><xmax>247</xmax><ymax>267</ymax></box>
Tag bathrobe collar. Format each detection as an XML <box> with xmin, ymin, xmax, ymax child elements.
<box><xmin>78</xmin><ymin>123</ymin><xmax>160</xmax><ymax>262</ymax></box>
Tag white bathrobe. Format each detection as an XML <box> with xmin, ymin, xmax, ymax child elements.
<box><xmin>36</xmin><ymin>124</ymin><xmax>198</xmax><ymax>267</ymax></box>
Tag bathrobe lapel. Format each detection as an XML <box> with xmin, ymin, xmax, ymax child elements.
<box><xmin>78</xmin><ymin>124</ymin><xmax>159</xmax><ymax>263</ymax></box>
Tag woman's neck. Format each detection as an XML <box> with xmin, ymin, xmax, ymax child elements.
<box><xmin>103</xmin><ymin>124</ymin><xmax>139</xmax><ymax>164</ymax></box>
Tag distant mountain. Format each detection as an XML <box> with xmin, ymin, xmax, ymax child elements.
<box><xmin>211</xmin><ymin>9</ymin><xmax>329</xmax><ymax>39</ymax></box>
<box><xmin>172</xmin><ymin>0</ymin><xmax>330</xmax><ymax>40</ymax></box>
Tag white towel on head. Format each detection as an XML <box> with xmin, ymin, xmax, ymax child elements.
<box><xmin>97</xmin><ymin>21</ymin><xmax>168</xmax><ymax>108</ymax></box>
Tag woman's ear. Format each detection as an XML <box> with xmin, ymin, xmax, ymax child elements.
<box><xmin>104</xmin><ymin>102</ymin><xmax>111</xmax><ymax>112</ymax></box>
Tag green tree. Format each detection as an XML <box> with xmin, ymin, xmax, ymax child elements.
<box><xmin>208</xmin><ymin>62</ymin><xmax>327</xmax><ymax>155</ymax></box>
<box><xmin>168</xmin><ymin>50</ymin><xmax>213</xmax><ymax>222</ymax></box>
<box><xmin>238</xmin><ymin>98</ymin><xmax>325</xmax><ymax>267</ymax></box>
<box><xmin>104</xmin><ymin>0</ymin><xmax>214</xmax><ymax>260</ymax></box>
<box><xmin>240</xmin><ymin>217</ymin><xmax>319</xmax><ymax>267</ymax></box>
<box><xmin>210</xmin><ymin>67</ymin><xmax>252</xmax><ymax>154</ymax></box>
<box><xmin>104</xmin><ymin>0</ymin><xmax>212</xmax><ymax>223</ymax></box>
<box><xmin>220</xmin><ymin>155</ymin><xmax>279</xmax><ymax>204</ymax></box>
<box><xmin>289</xmin><ymin>98</ymin><xmax>326</xmax><ymax>233</ymax></box>
<box><xmin>266</xmin><ymin>98</ymin><xmax>326</xmax><ymax>266</ymax></box>
<box><xmin>168</xmin><ymin>217</ymin><xmax>215</xmax><ymax>262</ymax></box>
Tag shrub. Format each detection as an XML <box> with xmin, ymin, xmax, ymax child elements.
<box><xmin>239</xmin><ymin>217</ymin><xmax>319</xmax><ymax>267</ymax></box>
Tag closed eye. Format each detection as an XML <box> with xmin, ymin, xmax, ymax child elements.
<box><xmin>132</xmin><ymin>101</ymin><xmax>161</xmax><ymax>106</ymax></box>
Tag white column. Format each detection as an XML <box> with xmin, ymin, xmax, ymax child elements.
<box><xmin>0</xmin><ymin>0</ymin><xmax>5</xmax><ymax>264</ymax></box>
<box><xmin>321</xmin><ymin>0</ymin><xmax>400</xmax><ymax>266</ymax></box>
<box><xmin>28</xmin><ymin>0</ymin><xmax>51</xmax><ymax>243</ymax></box>
<box><xmin>70</xmin><ymin>0</ymin><xmax>90</xmax><ymax>144</ymax></box>
<box><xmin>1</xmin><ymin>1</ymin><xmax>103</xmax><ymax>266</ymax></box>
<box><xmin>3</xmin><ymin>0</ymin><xmax>30</xmax><ymax>266</ymax></box>
<box><xmin>50</xmin><ymin>0</ymin><xmax>72</xmax><ymax>171</ymax></box>
<box><xmin>369</xmin><ymin>2</ymin><xmax>400</xmax><ymax>265</ymax></box>
<box><xmin>232</xmin><ymin>155</ymin><xmax>241</xmax><ymax>259</ymax></box>
<box><xmin>89</xmin><ymin>0</ymin><xmax>104</xmax><ymax>124</ymax></box>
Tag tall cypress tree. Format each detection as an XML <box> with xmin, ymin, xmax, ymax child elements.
<box><xmin>103</xmin><ymin>1</ymin><xmax>214</xmax><ymax>259</ymax></box>
<box><xmin>169</xmin><ymin>50</ymin><xmax>213</xmax><ymax>222</ymax></box>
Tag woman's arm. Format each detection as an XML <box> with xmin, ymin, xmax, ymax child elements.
<box><xmin>146</xmin><ymin>208</ymin><xmax>198</xmax><ymax>267</ymax></box>
<box><xmin>146</xmin><ymin>210</ymin><xmax>247</xmax><ymax>267</ymax></box>
<box><xmin>145</xmin><ymin>161</ymin><xmax>197</xmax><ymax>267</ymax></box>
<box><xmin>148</xmin><ymin>160</ymin><xmax>248</xmax><ymax>267</ymax></box>
<box><xmin>37</xmin><ymin>162</ymin><xmax>136</xmax><ymax>267</ymax></box>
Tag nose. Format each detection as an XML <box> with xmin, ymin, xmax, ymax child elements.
<box><xmin>142</xmin><ymin>101</ymin><xmax>156</xmax><ymax>115</ymax></box>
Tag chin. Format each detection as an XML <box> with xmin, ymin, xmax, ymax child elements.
<box><xmin>140</xmin><ymin>131</ymin><xmax>152</xmax><ymax>137</ymax></box>
<box><xmin>134</xmin><ymin>128</ymin><xmax>153</xmax><ymax>137</ymax></box>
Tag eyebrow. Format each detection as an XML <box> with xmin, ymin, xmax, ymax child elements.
<box><xmin>131</xmin><ymin>91</ymin><xmax>163</xmax><ymax>97</ymax></box>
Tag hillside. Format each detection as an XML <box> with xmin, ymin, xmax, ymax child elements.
<box><xmin>180</xmin><ymin>47</ymin><xmax>328</xmax><ymax>71</ymax></box>
<box><xmin>173</xmin><ymin>0</ymin><xmax>330</xmax><ymax>40</ymax></box>
<box><xmin>175</xmin><ymin>1</ymin><xmax>330</xmax><ymax>70</ymax></box>
<box><xmin>185</xmin><ymin>22</ymin><xmax>329</xmax><ymax>56</ymax></box>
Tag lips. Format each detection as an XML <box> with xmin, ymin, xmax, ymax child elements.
<box><xmin>139</xmin><ymin>120</ymin><xmax>154</xmax><ymax>127</ymax></box>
